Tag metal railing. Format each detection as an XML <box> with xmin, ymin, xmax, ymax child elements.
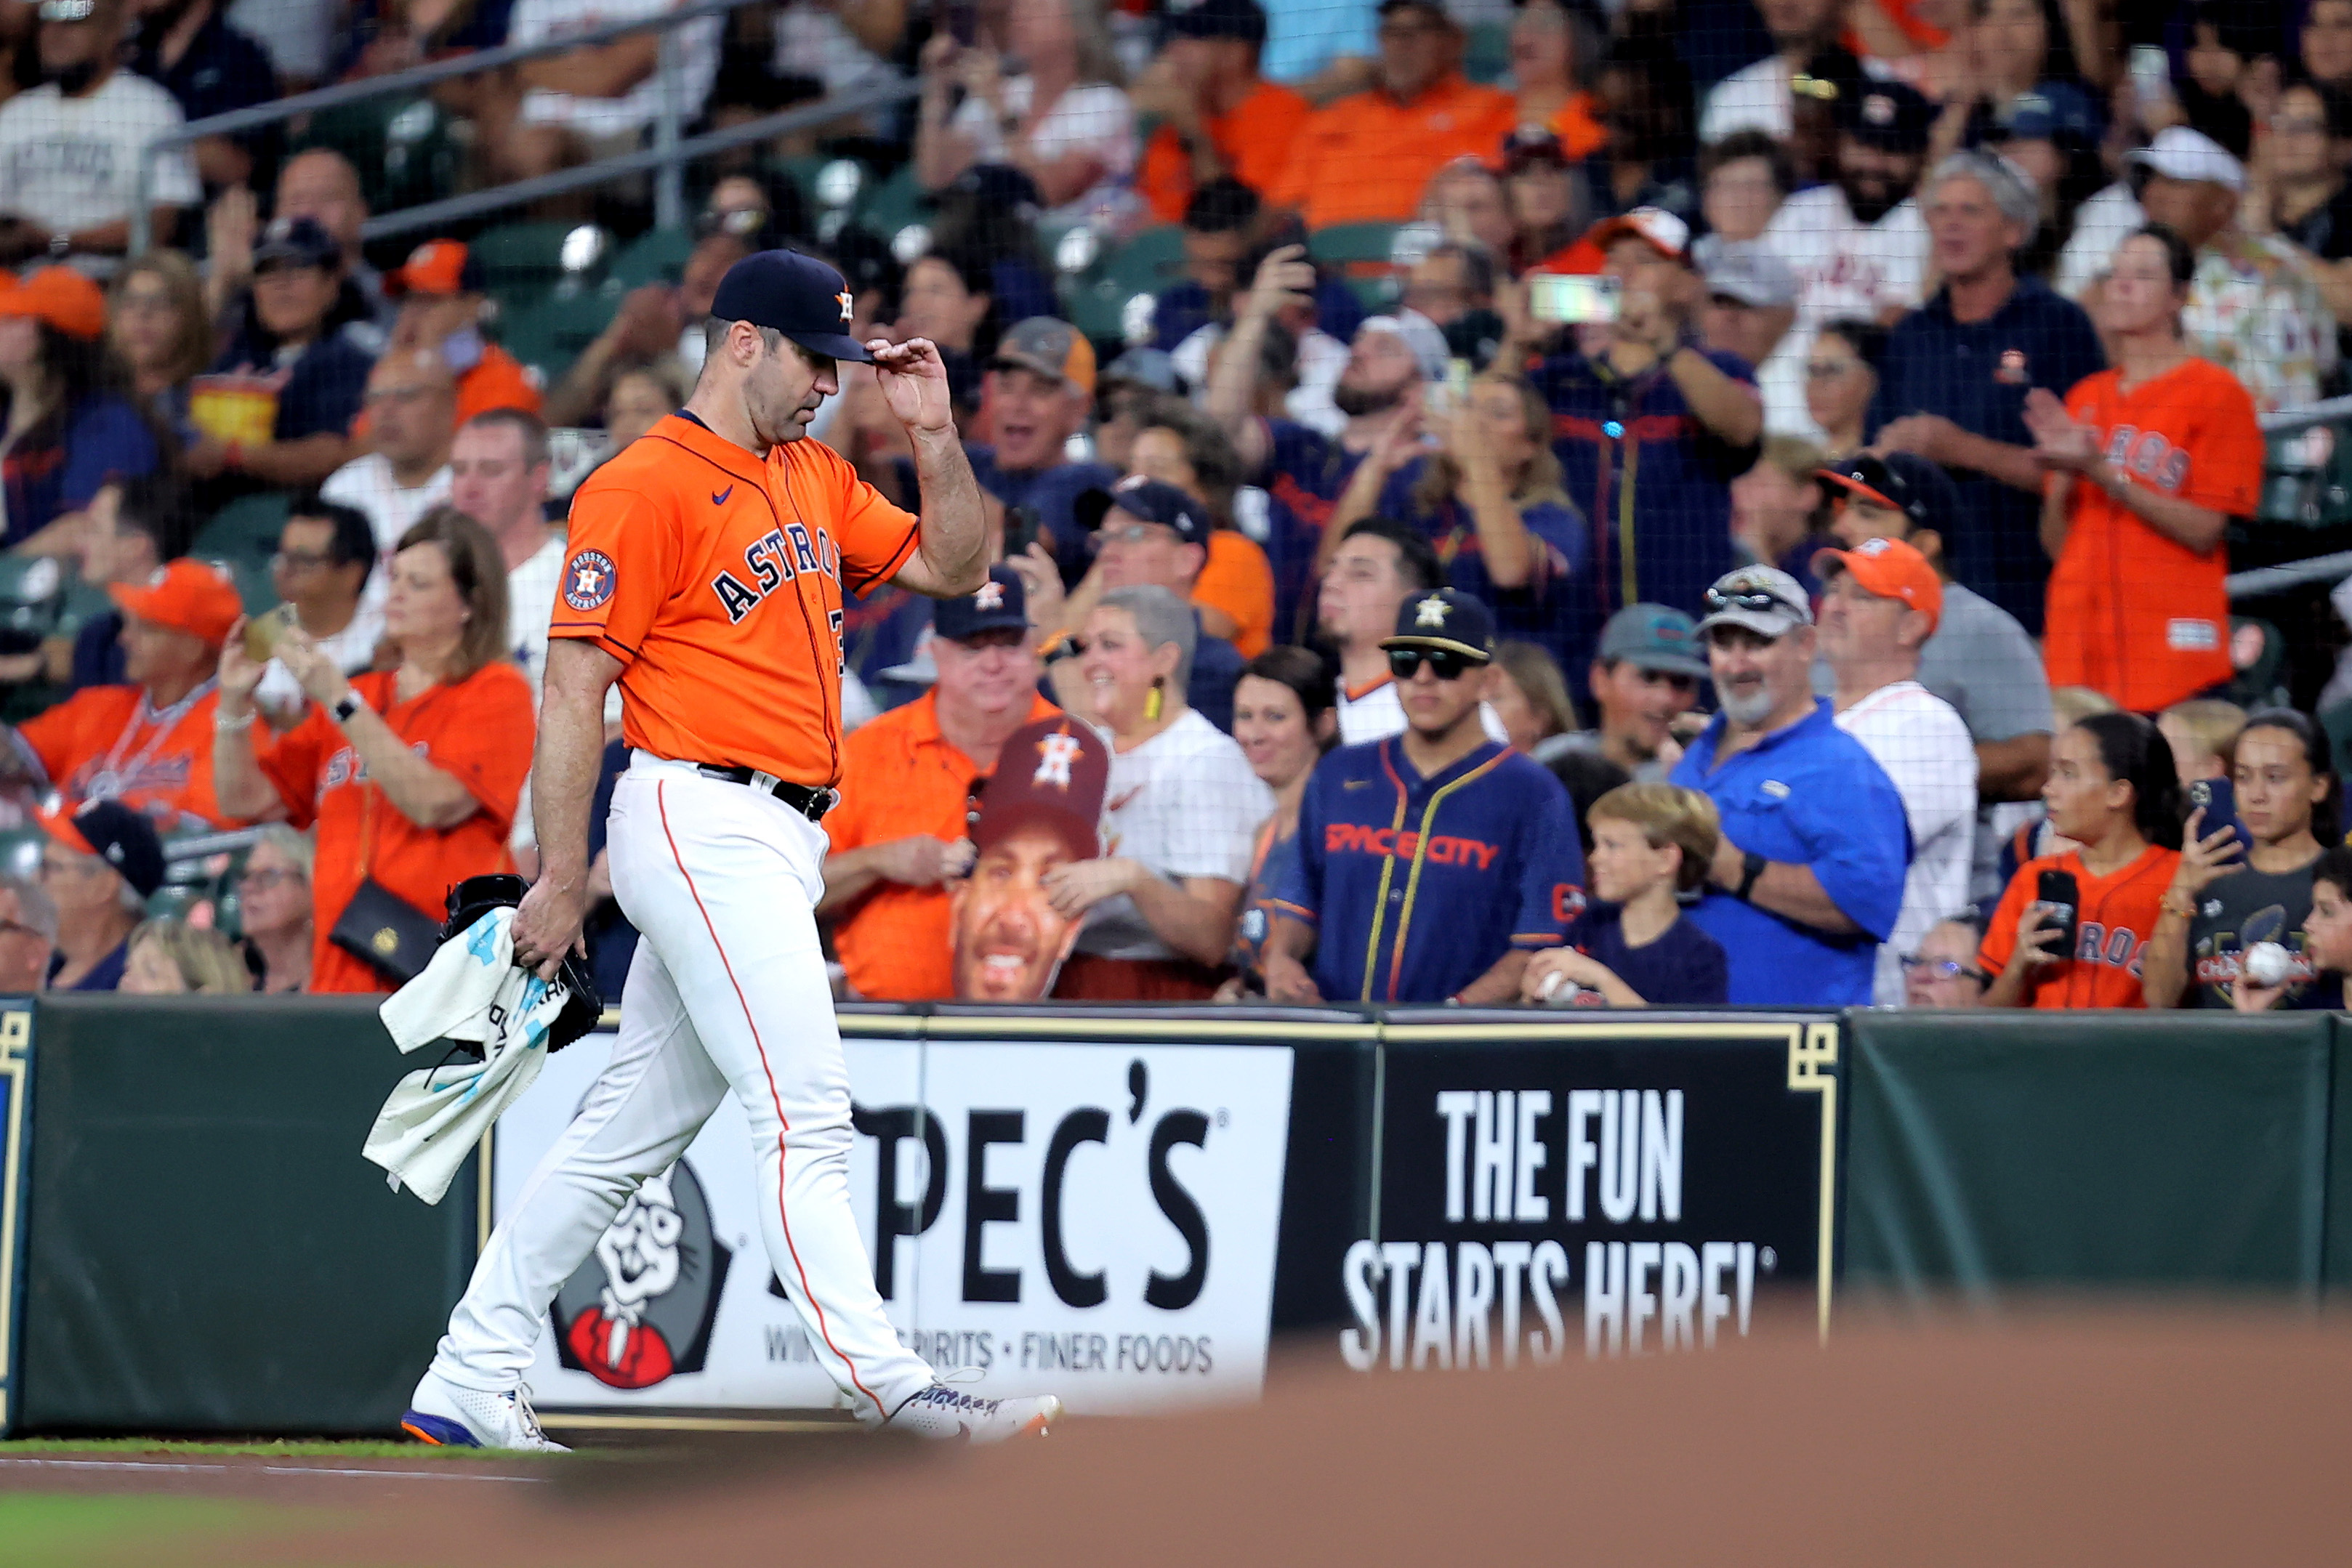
<box><xmin>129</xmin><ymin>0</ymin><xmax>917</xmax><ymax>254</ymax></box>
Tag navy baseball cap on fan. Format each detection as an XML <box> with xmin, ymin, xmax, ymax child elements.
<box><xmin>1075</xmin><ymin>475</ymin><xmax>1209</xmax><ymax>546</ymax></box>
<box><xmin>1839</xmin><ymin>78</ymin><xmax>1933</xmax><ymax>153</ymax></box>
<box><xmin>252</xmin><ymin>216</ymin><xmax>340</xmax><ymax>272</ymax></box>
<box><xmin>709</xmin><ymin>249</ymin><xmax>874</xmax><ymax>363</ymax></box>
<box><xmin>38</xmin><ymin>799</ymin><xmax>164</xmax><ymax>900</ymax></box>
<box><xmin>1381</xmin><ymin>587</ymin><xmax>1497</xmax><ymax>662</ymax></box>
<box><xmin>934</xmin><ymin>565</ymin><xmax>1030</xmax><ymax>641</ymax></box>
<box><xmin>1166</xmin><ymin>0</ymin><xmax>1268</xmax><ymax>46</ymax></box>
<box><xmin>1816</xmin><ymin>451</ymin><xmax>1960</xmax><ymax>537</ymax></box>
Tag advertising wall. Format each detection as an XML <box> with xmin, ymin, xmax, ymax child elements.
<box><xmin>496</xmin><ymin>1014</ymin><xmax>1302</xmax><ymax>1418</ymax></box>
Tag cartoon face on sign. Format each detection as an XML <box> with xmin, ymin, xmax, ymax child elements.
<box><xmin>553</xmin><ymin>1159</ymin><xmax>730</xmax><ymax>1389</ymax></box>
<box><xmin>950</xmin><ymin>716</ymin><xmax>1110</xmax><ymax>1002</ymax></box>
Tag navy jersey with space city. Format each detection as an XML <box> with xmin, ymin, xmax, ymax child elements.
<box><xmin>1273</xmin><ymin>737</ymin><xmax>1584</xmax><ymax>1003</ymax></box>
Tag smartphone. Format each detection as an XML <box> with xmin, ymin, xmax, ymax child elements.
<box><xmin>2186</xmin><ymin>777</ymin><xmax>2248</xmax><ymax>860</ymax></box>
<box><xmin>242</xmin><ymin>602</ymin><xmax>297</xmax><ymax>664</ymax></box>
<box><xmin>2034</xmin><ymin>869</ymin><xmax>2081</xmax><ymax>959</ymax></box>
<box><xmin>1528</xmin><ymin>273</ymin><xmax>1621</xmax><ymax>326</ymax></box>
<box><xmin>1002</xmin><ymin>504</ymin><xmax>1040</xmax><ymax>562</ymax></box>
<box><xmin>2129</xmin><ymin>44</ymin><xmax>2173</xmax><ymax>114</ymax></box>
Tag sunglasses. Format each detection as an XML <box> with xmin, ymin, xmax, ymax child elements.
<box><xmin>1901</xmin><ymin>955</ymin><xmax>1984</xmax><ymax>982</ymax></box>
<box><xmin>1387</xmin><ymin>647</ymin><xmax>1482</xmax><ymax>682</ymax></box>
<box><xmin>1703</xmin><ymin>585</ymin><xmax>1796</xmax><ymax>615</ymax></box>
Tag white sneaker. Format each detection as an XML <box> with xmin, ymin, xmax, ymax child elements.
<box><xmin>887</xmin><ymin>1384</ymin><xmax>1063</xmax><ymax>1442</ymax></box>
<box><xmin>402</xmin><ymin>1368</ymin><xmax>570</xmax><ymax>1452</ymax></box>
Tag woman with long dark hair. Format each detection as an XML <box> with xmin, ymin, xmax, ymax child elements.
<box><xmin>2144</xmin><ymin>708</ymin><xmax>2343</xmax><ymax>1010</ymax></box>
<box><xmin>1220</xmin><ymin>645</ymin><xmax>1337</xmax><ymax>998</ymax></box>
<box><xmin>1981</xmin><ymin>711</ymin><xmax>2183</xmax><ymax>1009</ymax></box>
<box><xmin>0</xmin><ymin>268</ymin><xmax>166</xmax><ymax>555</ymax></box>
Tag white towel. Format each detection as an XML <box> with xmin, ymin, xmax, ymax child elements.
<box><xmin>364</xmin><ymin>908</ymin><xmax>571</xmax><ymax>1205</ymax></box>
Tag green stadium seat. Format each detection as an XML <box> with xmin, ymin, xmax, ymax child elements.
<box><xmin>1464</xmin><ymin>20</ymin><xmax>1510</xmax><ymax>84</ymax></box>
<box><xmin>2260</xmin><ymin>421</ymin><xmax>2352</xmax><ymax>527</ymax></box>
<box><xmin>0</xmin><ymin>826</ymin><xmax>41</xmax><ymax>882</ymax></box>
<box><xmin>0</xmin><ymin>553</ymin><xmax>67</xmax><ymax>639</ymax></box>
<box><xmin>855</xmin><ymin>166</ymin><xmax>929</xmax><ymax>246</ymax></box>
<box><xmin>1060</xmin><ymin>225</ymin><xmax>1187</xmax><ymax>347</ymax></box>
<box><xmin>1310</xmin><ymin>222</ymin><xmax>1406</xmax><ymax>310</ymax></box>
<box><xmin>55</xmin><ymin>577</ymin><xmax>110</xmax><ymax>639</ymax></box>
<box><xmin>608</xmin><ymin>227</ymin><xmax>697</xmax><ymax>289</ymax></box>
<box><xmin>192</xmin><ymin>491</ymin><xmax>289</xmax><ymax>563</ymax></box>
<box><xmin>470</xmin><ymin>220</ymin><xmax>594</xmax><ymax>296</ymax></box>
<box><xmin>500</xmin><ymin>290</ymin><xmax>621</xmax><ymax>388</ymax></box>
<box><xmin>295</xmin><ymin>97</ymin><xmax>459</xmax><ymax>217</ymax></box>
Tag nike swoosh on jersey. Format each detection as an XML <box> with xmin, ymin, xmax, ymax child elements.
<box><xmin>712</xmin><ymin>485</ymin><xmax>733</xmax><ymax>505</ymax></box>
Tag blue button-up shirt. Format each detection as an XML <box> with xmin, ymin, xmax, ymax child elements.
<box><xmin>1877</xmin><ymin>275</ymin><xmax>2106</xmax><ymax>634</ymax></box>
<box><xmin>1670</xmin><ymin>698</ymin><xmax>1910</xmax><ymax>1006</ymax></box>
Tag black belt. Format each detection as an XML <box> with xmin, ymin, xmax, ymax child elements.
<box><xmin>692</xmin><ymin>763</ymin><xmax>839</xmax><ymax>822</ymax></box>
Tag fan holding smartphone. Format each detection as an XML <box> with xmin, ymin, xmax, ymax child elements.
<box><xmin>1980</xmin><ymin>714</ymin><xmax>2185</xmax><ymax>1009</ymax></box>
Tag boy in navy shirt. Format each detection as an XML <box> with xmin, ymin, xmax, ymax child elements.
<box><xmin>1265</xmin><ymin>588</ymin><xmax>1584</xmax><ymax>1005</ymax></box>
<box><xmin>1521</xmin><ymin>782</ymin><xmax>1728</xmax><ymax>1006</ymax></box>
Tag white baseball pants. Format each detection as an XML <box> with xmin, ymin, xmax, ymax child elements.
<box><xmin>429</xmin><ymin>753</ymin><xmax>935</xmax><ymax>1424</ymax></box>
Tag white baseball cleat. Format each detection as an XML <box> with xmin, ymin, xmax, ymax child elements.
<box><xmin>402</xmin><ymin>1369</ymin><xmax>570</xmax><ymax>1452</ymax></box>
<box><xmin>887</xmin><ymin>1384</ymin><xmax>1064</xmax><ymax>1442</ymax></box>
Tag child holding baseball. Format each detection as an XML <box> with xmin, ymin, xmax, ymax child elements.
<box><xmin>2232</xmin><ymin>846</ymin><xmax>2352</xmax><ymax>1011</ymax></box>
<box><xmin>1519</xmin><ymin>783</ymin><xmax>1728</xmax><ymax>1008</ymax></box>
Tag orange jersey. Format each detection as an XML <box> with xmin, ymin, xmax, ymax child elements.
<box><xmin>259</xmin><ymin>663</ymin><xmax>534</xmax><ymax>993</ymax></box>
<box><xmin>1978</xmin><ymin>844</ymin><xmax>2182</xmax><ymax>1009</ymax></box>
<box><xmin>1268</xmin><ymin>74</ymin><xmax>1518</xmax><ymax>228</ymax></box>
<box><xmin>1523</xmin><ymin>91</ymin><xmax>1607</xmax><ymax>160</ymax></box>
<box><xmin>1136</xmin><ymin>78</ymin><xmax>1313</xmax><ymax>224</ymax></box>
<box><xmin>2044</xmin><ymin>359</ymin><xmax>2261</xmax><ymax>712</ymax></box>
<box><xmin>1196</xmin><ymin>528</ymin><xmax>1276</xmax><ymax>658</ymax></box>
<box><xmin>553</xmin><ymin>413</ymin><xmax>922</xmax><ymax>788</ymax></box>
<box><xmin>17</xmin><ymin>683</ymin><xmax>244</xmax><ymax>830</ymax></box>
<box><xmin>823</xmin><ymin>689</ymin><xmax>1060</xmax><ymax>1001</ymax></box>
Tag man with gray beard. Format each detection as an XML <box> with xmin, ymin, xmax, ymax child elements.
<box><xmin>1667</xmin><ymin>565</ymin><xmax>1910</xmax><ymax>1006</ymax></box>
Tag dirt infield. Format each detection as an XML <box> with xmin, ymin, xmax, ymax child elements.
<box><xmin>15</xmin><ymin>1306</ymin><xmax>2352</xmax><ymax>1566</ymax></box>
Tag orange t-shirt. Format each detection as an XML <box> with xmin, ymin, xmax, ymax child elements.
<box><xmin>18</xmin><ymin>683</ymin><xmax>245</xmax><ymax>831</ymax></box>
<box><xmin>1269</xmin><ymin>73</ymin><xmax>1518</xmax><ymax>229</ymax></box>
<box><xmin>553</xmin><ymin>413</ymin><xmax>922</xmax><ymax>788</ymax></box>
<box><xmin>1195</xmin><ymin>529</ymin><xmax>1276</xmax><ymax>658</ymax></box>
<box><xmin>2043</xmin><ymin>358</ymin><xmax>2261</xmax><ymax>713</ymax></box>
<box><xmin>1522</xmin><ymin>92</ymin><xmax>1607</xmax><ymax>160</ymax></box>
<box><xmin>258</xmin><ymin>663</ymin><xmax>536</xmax><ymax>993</ymax></box>
<box><xmin>1978</xmin><ymin>845</ymin><xmax>2182</xmax><ymax>1010</ymax></box>
<box><xmin>1137</xmin><ymin>78</ymin><xmax>1313</xmax><ymax>224</ymax></box>
<box><xmin>823</xmin><ymin>689</ymin><xmax>1060</xmax><ymax>1001</ymax></box>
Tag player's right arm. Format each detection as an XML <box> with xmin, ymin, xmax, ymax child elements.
<box><xmin>514</xmin><ymin>638</ymin><xmax>623</xmax><ymax>979</ymax></box>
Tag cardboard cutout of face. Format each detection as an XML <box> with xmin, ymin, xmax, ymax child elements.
<box><xmin>950</xmin><ymin>715</ymin><xmax>1109</xmax><ymax>1001</ymax></box>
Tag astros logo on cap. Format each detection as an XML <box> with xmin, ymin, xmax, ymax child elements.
<box><xmin>1416</xmin><ymin>596</ymin><xmax>1451</xmax><ymax>628</ymax></box>
<box><xmin>1034</xmin><ymin>732</ymin><xmax>1083</xmax><ymax>788</ymax></box>
<box><xmin>973</xmin><ymin>581</ymin><xmax>1005</xmax><ymax>612</ymax></box>
<box><xmin>837</xmin><ymin>292</ymin><xmax>853</xmax><ymax>323</ymax></box>
<box><xmin>565</xmin><ymin>550</ymin><xmax>617</xmax><ymax>611</ymax></box>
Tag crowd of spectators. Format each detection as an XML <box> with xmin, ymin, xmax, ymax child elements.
<box><xmin>4</xmin><ymin>0</ymin><xmax>2352</xmax><ymax>1017</ymax></box>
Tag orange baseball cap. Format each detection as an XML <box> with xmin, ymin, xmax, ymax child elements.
<box><xmin>1811</xmin><ymin>536</ymin><xmax>1944</xmax><ymax>634</ymax></box>
<box><xmin>1577</xmin><ymin>206</ymin><xmax>1691</xmax><ymax>264</ymax></box>
<box><xmin>0</xmin><ymin>266</ymin><xmax>107</xmax><ymax>340</ymax></box>
<box><xmin>384</xmin><ymin>238</ymin><xmax>485</xmax><ymax>298</ymax></box>
<box><xmin>108</xmin><ymin>558</ymin><xmax>244</xmax><ymax>647</ymax></box>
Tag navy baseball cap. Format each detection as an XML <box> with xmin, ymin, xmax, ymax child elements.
<box><xmin>1381</xmin><ymin>587</ymin><xmax>1497</xmax><ymax>662</ymax></box>
<box><xmin>1817</xmin><ymin>451</ymin><xmax>1961</xmax><ymax>537</ymax></box>
<box><xmin>253</xmin><ymin>216</ymin><xmax>340</xmax><ymax>272</ymax></box>
<box><xmin>709</xmin><ymin>248</ymin><xmax>874</xmax><ymax>363</ymax></box>
<box><xmin>934</xmin><ymin>565</ymin><xmax>1029</xmax><ymax>641</ymax></box>
<box><xmin>1839</xmin><ymin>78</ymin><xmax>1934</xmax><ymax>153</ymax></box>
<box><xmin>1597</xmin><ymin>603</ymin><xmax>1707</xmax><ymax>679</ymax></box>
<box><xmin>39</xmin><ymin>799</ymin><xmax>164</xmax><ymax>900</ymax></box>
<box><xmin>1166</xmin><ymin>0</ymin><xmax>1267</xmax><ymax>46</ymax></box>
<box><xmin>1076</xmin><ymin>475</ymin><xmax>1209</xmax><ymax>546</ymax></box>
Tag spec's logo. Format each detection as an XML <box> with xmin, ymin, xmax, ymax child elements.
<box><xmin>563</xmin><ymin>550</ymin><xmax>617</xmax><ymax>612</ymax></box>
<box><xmin>553</xmin><ymin>1159</ymin><xmax>731</xmax><ymax>1389</ymax></box>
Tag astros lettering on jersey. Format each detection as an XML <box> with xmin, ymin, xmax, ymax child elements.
<box><xmin>553</xmin><ymin>411</ymin><xmax>919</xmax><ymax>787</ymax></box>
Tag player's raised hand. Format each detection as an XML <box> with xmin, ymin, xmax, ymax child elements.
<box><xmin>868</xmin><ymin>336</ymin><xmax>955</xmax><ymax>434</ymax></box>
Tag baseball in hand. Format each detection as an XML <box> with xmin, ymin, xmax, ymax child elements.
<box><xmin>2244</xmin><ymin>942</ymin><xmax>2292</xmax><ymax>987</ymax></box>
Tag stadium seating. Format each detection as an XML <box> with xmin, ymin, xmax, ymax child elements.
<box><xmin>608</xmin><ymin>227</ymin><xmax>696</xmax><ymax>289</ymax></box>
<box><xmin>294</xmin><ymin>96</ymin><xmax>459</xmax><ymax>218</ymax></box>
<box><xmin>1060</xmin><ymin>225</ymin><xmax>1185</xmax><ymax>347</ymax></box>
<box><xmin>192</xmin><ymin>493</ymin><xmax>289</xmax><ymax>615</ymax></box>
<box><xmin>1309</xmin><ymin>222</ymin><xmax>1406</xmax><ymax>310</ymax></box>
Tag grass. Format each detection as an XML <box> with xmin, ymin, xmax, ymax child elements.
<box><xmin>0</xmin><ymin>1436</ymin><xmax>576</xmax><ymax>1459</ymax></box>
<box><xmin>0</xmin><ymin>1494</ymin><xmax>295</xmax><ymax>1567</ymax></box>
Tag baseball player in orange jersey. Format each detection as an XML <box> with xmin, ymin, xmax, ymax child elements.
<box><xmin>402</xmin><ymin>251</ymin><xmax>1063</xmax><ymax>1448</ymax></box>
